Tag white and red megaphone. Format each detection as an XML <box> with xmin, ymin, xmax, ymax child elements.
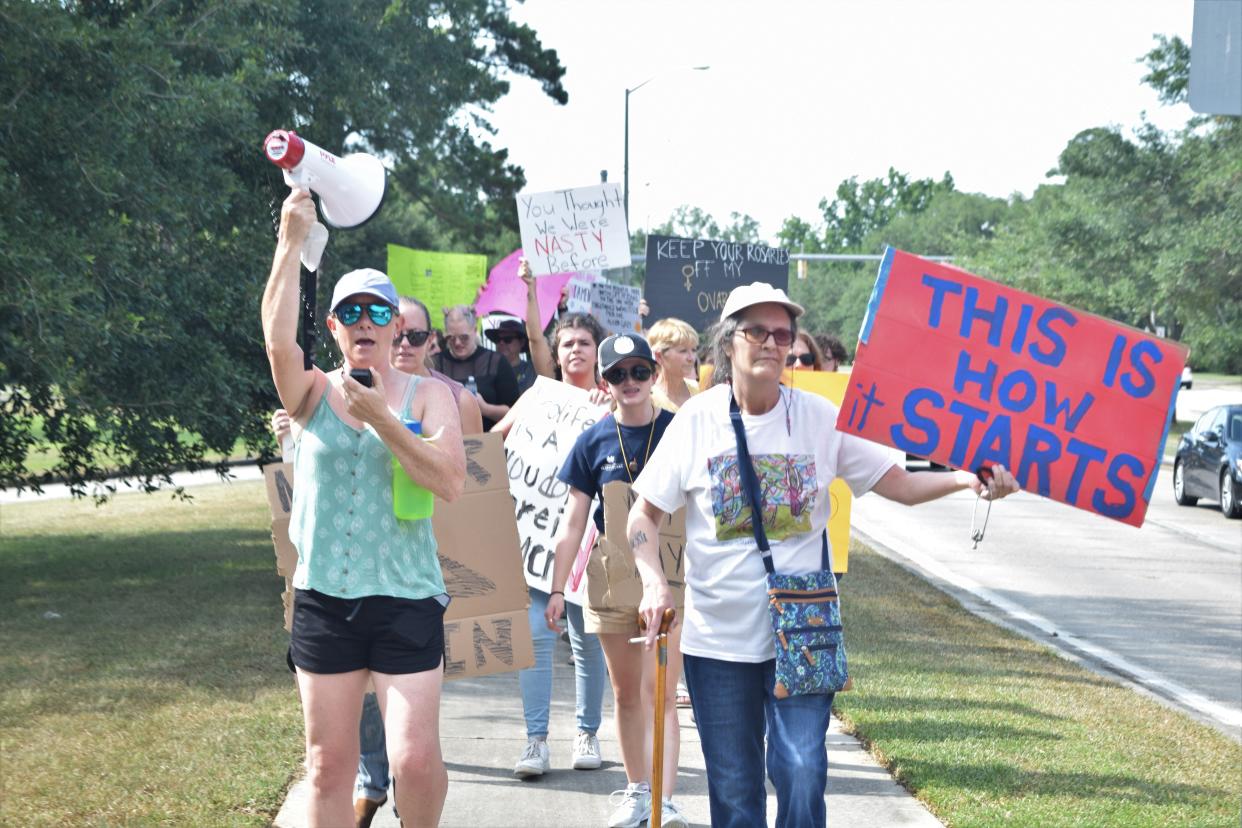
<box><xmin>263</xmin><ymin>130</ymin><xmax>386</xmax><ymax>228</ymax></box>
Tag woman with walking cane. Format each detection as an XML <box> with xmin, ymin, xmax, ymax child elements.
<box><xmin>544</xmin><ymin>332</ymin><xmax>689</xmax><ymax>827</ymax></box>
<box><xmin>626</xmin><ymin>282</ymin><xmax>1019</xmax><ymax>828</ymax></box>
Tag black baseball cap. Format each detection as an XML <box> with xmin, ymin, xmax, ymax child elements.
<box><xmin>598</xmin><ymin>333</ymin><xmax>656</xmax><ymax>374</ymax></box>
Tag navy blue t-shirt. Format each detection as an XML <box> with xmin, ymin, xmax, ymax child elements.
<box><xmin>557</xmin><ymin>409</ymin><xmax>676</xmax><ymax>533</ymax></box>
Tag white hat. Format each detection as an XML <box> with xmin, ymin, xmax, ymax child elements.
<box><xmin>719</xmin><ymin>282</ymin><xmax>805</xmax><ymax>321</ymax></box>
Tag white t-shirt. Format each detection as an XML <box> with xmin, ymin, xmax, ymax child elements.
<box><xmin>633</xmin><ymin>383</ymin><xmax>896</xmax><ymax>663</ymax></box>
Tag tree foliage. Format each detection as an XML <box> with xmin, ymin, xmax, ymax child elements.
<box><xmin>0</xmin><ymin>0</ymin><xmax>565</xmax><ymax>495</ymax></box>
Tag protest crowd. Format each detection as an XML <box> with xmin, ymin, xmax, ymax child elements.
<box><xmin>262</xmin><ymin>173</ymin><xmax>1021</xmax><ymax>828</ymax></box>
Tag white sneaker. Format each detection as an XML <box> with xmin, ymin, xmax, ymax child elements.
<box><xmin>660</xmin><ymin>798</ymin><xmax>689</xmax><ymax>827</ymax></box>
<box><xmin>571</xmin><ymin>730</ymin><xmax>602</xmax><ymax>769</ymax></box>
<box><xmin>606</xmin><ymin>782</ymin><xmax>651</xmax><ymax>828</ymax></box>
<box><xmin>513</xmin><ymin>737</ymin><xmax>550</xmax><ymax>778</ymax></box>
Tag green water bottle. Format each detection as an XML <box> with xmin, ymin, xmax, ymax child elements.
<box><xmin>392</xmin><ymin>420</ymin><xmax>434</xmax><ymax>520</ymax></box>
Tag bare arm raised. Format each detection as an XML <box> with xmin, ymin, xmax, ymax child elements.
<box><xmin>521</xmin><ymin>259</ymin><xmax>556</xmax><ymax>379</ymax></box>
<box><xmin>261</xmin><ymin>189</ymin><xmax>320</xmax><ymax>419</ymax></box>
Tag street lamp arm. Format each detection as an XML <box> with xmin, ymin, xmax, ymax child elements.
<box><xmin>626</xmin><ymin>77</ymin><xmax>655</xmax><ymax>96</ymax></box>
<box><xmin>624</xmin><ymin>66</ymin><xmax>710</xmax><ymax>231</ymax></box>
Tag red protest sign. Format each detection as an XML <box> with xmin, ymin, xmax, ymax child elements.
<box><xmin>836</xmin><ymin>248</ymin><xmax>1188</xmax><ymax>528</ymax></box>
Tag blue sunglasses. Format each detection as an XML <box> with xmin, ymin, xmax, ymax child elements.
<box><xmin>334</xmin><ymin>302</ymin><xmax>394</xmax><ymax>327</ymax></box>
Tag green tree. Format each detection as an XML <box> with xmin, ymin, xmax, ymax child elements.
<box><xmin>817</xmin><ymin>167</ymin><xmax>955</xmax><ymax>250</ymax></box>
<box><xmin>780</xmin><ymin>169</ymin><xmax>963</xmax><ymax>356</ymax></box>
<box><xmin>0</xmin><ymin>0</ymin><xmax>566</xmax><ymax>495</ymax></box>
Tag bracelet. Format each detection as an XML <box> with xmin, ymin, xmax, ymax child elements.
<box><xmin>549</xmin><ymin>590</ymin><xmax>564</xmax><ymax>597</ymax></box>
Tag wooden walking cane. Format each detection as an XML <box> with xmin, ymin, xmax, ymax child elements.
<box><xmin>650</xmin><ymin>607</ymin><xmax>676</xmax><ymax>828</ymax></box>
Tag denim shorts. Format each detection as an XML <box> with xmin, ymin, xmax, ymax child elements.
<box><xmin>289</xmin><ymin>588</ymin><xmax>445</xmax><ymax>675</ymax></box>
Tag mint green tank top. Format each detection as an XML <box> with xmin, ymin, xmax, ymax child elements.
<box><xmin>289</xmin><ymin>375</ymin><xmax>445</xmax><ymax>600</ymax></box>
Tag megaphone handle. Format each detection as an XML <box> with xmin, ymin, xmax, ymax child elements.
<box><xmin>301</xmin><ymin>266</ymin><xmax>317</xmax><ymax>371</ymax></box>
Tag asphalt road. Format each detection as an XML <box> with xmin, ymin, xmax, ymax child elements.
<box><xmin>851</xmin><ymin>464</ymin><xmax>1242</xmax><ymax>738</ymax></box>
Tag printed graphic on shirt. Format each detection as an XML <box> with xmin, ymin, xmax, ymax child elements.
<box><xmin>708</xmin><ymin>452</ymin><xmax>818</xmax><ymax>541</ymax></box>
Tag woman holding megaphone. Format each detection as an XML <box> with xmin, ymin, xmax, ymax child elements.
<box><xmin>262</xmin><ymin>189</ymin><xmax>466</xmax><ymax>828</ymax></box>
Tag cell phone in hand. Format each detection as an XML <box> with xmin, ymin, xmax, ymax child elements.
<box><xmin>348</xmin><ymin>368</ymin><xmax>373</xmax><ymax>388</ymax></box>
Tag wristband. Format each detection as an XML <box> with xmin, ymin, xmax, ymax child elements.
<box><xmin>549</xmin><ymin>590</ymin><xmax>564</xmax><ymax>597</ymax></box>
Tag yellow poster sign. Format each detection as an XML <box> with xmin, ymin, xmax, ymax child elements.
<box><xmin>386</xmin><ymin>244</ymin><xmax>488</xmax><ymax>326</ymax></box>
<box><xmin>782</xmin><ymin>370</ymin><xmax>853</xmax><ymax>572</ymax></box>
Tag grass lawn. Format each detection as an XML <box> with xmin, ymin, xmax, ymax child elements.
<box><xmin>0</xmin><ymin>482</ymin><xmax>303</xmax><ymax>826</ymax></box>
<box><xmin>837</xmin><ymin>539</ymin><xmax>1242</xmax><ymax>827</ymax></box>
<box><xmin>3</xmin><ymin>486</ymin><xmax>1240</xmax><ymax>826</ymax></box>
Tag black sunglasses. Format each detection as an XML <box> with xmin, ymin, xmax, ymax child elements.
<box><xmin>603</xmin><ymin>364</ymin><xmax>654</xmax><ymax>385</ymax></box>
<box><xmin>335</xmin><ymin>303</ymin><xmax>394</xmax><ymax>327</ymax></box>
<box><xmin>495</xmin><ymin>334</ymin><xmax>521</xmax><ymax>345</ymax></box>
<box><xmin>394</xmin><ymin>329</ymin><xmax>432</xmax><ymax>347</ymax></box>
<box><xmin>736</xmin><ymin>326</ymin><xmax>795</xmax><ymax>347</ymax></box>
<box><xmin>786</xmin><ymin>353</ymin><xmax>815</xmax><ymax>367</ymax></box>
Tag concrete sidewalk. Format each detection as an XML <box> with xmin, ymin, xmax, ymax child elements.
<box><xmin>273</xmin><ymin>635</ymin><xmax>941</xmax><ymax>828</ymax></box>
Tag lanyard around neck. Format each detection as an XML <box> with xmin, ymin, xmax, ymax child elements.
<box><xmin>615</xmin><ymin>405</ymin><xmax>657</xmax><ymax>484</ymax></box>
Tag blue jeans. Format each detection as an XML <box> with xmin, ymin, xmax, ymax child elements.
<box><xmin>355</xmin><ymin>691</ymin><xmax>389</xmax><ymax>801</ymax></box>
<box><xmin>683</xmin><ymin>654</ymin><xmax>834</xmax><ymax>828</ymax></box>
<box><xmin>518</xmin><ymin>587</ymin><xmax>606</xmax><ymax>738</ymax></box>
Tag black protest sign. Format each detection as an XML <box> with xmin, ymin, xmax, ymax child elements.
<box><xmin>643</xmin><ymin>234</ymin><xmax>790</xmax><ymax>330</ymax></box>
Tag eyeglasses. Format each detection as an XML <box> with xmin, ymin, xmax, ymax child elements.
<box><xmin>446</xmin><ymin>333</ymin><xmax>474</xmax><ymax>345</ymax></box>
<box><xmin>495</xmin><ymin>335</ymin><xmax>521</xmax><ymax>345</ymax></box>
<box><xmin>603</xmin><ymin>364</ymin><xmax>654</xmax><ymax>385</ymax></box>
<box><xmin>394</xmin><ymin>329</ymin><xmax>432</xmax><ymax>347</ymax></box>
<box><xmin>736</xmin><ymin>326</ymin><xmax>794</xmax><ymax>347</ymax></box>
<box><xmin>334</xmin><ymin>303</ymin><xmax>394</xmax><ymax>327</ymax></box>
<box><xmin>786</xmin><ymin>353</ymin><xmax>815</xmax><ymax>367</ymax></box>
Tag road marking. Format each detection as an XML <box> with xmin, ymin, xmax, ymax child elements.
<box><xmin>854</xmin><ymin>517</ymin><xmax>1242</xmax><ymax>736</ymax></box>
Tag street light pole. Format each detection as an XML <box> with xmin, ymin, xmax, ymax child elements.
<box><xmin>623</xmin><ymin>66</ymin><xmax>708</xmax><ymax>231</ymax></box>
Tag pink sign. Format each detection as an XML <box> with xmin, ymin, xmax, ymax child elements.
<box><xmin>473</xmin><ymin>249</ymin><xmax>578</xmax><ymax>331</ymax></box>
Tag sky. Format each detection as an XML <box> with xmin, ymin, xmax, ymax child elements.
<box><xmin>486</xmin><ymin>0</ymin><xmax>1196</xmax><ymax>242</ymax></box>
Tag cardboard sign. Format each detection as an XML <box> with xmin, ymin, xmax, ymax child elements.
<box><xmin>262</xmin><ymin>463</ymin><xmax>297</xmax><ymax>630</ymax></box>
<box><xmin>562</xmin><ymin>275</ymin><xmax>640</xmax><ymax>333</ymax></box>
<box><xmin>565</xmin><ymin>274</ymin><xmax>596</xmax><ymax>314</ymax></box>
<box><xmin>644</xmin><ymin>234</ymin><xmax>790</xmax><ymax>332</ymax></box>
<box><xmin>387</xmin><ymin>245</ymin><xmax>489</xmax><ymax>325</ymax></box>
<box><xmin>443</xmin><ymin>610</ymin><xmax>532</xmax><ymax>679</ymax></box>
<box><xmin>592</xmin><ymin>482</ymin><xmax>686</xmax><ymax>609</ymax></box>
<box><xmin>516</xmin><ymin>183</ymin><xmax>630</xmax><ymax>276</ymax></box>
<box><xmin>590</xmin><ymin>281</ymin><xmax>643</xmax><ymax>334</ymax></box>
<box><xmin>837</xmin><ymin>248</ymin><xmax>1188</xmax><ymax>528</ymax></box>
<box><xmin>473</xmin><ymin>249</ymin><xmax>577</xmax><ymax>331</ymax></box>
<box><xmin>260</xmin><ymin>433</ymin><xmax>534</xmax><ymax>678</ymax></box>
<box><xmin>434</xmin><ymin>433</ymin><xmax>534</xmax><ymax>677</ymax></box>
<box><xmin>503</xmin><ymin>376</ymin><xmax>610</xmax><ymax>602</ymax></box>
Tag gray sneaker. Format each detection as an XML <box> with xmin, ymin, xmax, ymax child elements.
<box><xmin>513</xmin><ymin>737</ymin><xmax>550</xmax><ymax>778</ymax></box>
<box><xmin>660</xmin><ymin>798</ymin><xmax>689</xmax><ymax>827</ymax></box>
<box><xmin>571</xmin><ymin>730</ymin><xmax>602</xmax><ymax>769</ymax></box>
<box><xmin>607</xmin><ymin>782</ymin><xmax>651</xmax><ymax>828</ymax></box>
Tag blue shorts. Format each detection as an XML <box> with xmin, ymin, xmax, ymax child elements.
<box><xmin>289</xmin><ymin>588</ymin><xmax>445</xmax><ymax>675</ymax></box>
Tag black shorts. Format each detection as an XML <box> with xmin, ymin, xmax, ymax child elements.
<box><xmin>289</xmin><ymin>588</ymin><xmax>446</xmax><ymax>675</ymax></box>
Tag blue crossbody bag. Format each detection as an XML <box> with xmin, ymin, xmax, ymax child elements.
<box><xmin>729</xmin><ymin>394</ymin><xmax>850</xmax><ymax>698</ymax></box>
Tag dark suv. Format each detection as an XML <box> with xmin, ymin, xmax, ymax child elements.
<box><xmin>1173</xmin><ymin>404</ymin><xmax>1242</xmax><ymax>518</ymax></box>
